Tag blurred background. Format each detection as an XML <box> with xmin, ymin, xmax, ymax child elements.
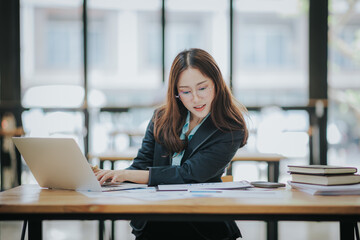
<box><xmin>1</xmin><ymin>0</ymin><xmax>360</xmax><ymax>239</ymax></box>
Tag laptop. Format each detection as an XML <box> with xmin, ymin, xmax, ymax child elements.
<box><xmin>12</xmin><ymin>137</ymin><xmax>146</xmax><ymax>192</ymax></box>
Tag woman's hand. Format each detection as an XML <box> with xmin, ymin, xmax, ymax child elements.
<box><xmin>95</xmin><ymin>169</ymin><xmax>126</xmax><ymax>185</ymax></box>
<box><xmin>94</xmin><ymin>169</ymin><xmax>150</xmax><ymax>185</ymax></box>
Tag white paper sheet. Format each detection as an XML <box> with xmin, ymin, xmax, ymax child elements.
<box><xmin>80</xmin><ymin>187</ymin><xmax>285</xmax><ymax>201</ymax></box>
<box><xmin>289</xmin><ymin>181</ymin><xmax>360</xmax><ymax>195</ymax></box>
<box><xmin>157</xmin><ymin>180</ymin><xmax>252</xmax><ymax>191</ymax></box>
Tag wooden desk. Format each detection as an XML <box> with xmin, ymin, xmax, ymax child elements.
<box><xmin>90</xmin><ymin>149</ymin><xmax>285</xmax><ymax>182</ymax></box>
<box><xmin>0</xmin><ymin>185</ymin><xmax>359</xmax><ymax>240</ymax></box>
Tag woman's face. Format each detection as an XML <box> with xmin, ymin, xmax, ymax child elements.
<box><xmin>177</xmin><ymin>68</ymin><xmax>215</xmax><ymax>122</ymax></box>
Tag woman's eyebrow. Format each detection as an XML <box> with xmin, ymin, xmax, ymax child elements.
<box><xmin>178</xmin><ymin>80</ymin><xmax>208</xmax><ymax>88</ymax></box>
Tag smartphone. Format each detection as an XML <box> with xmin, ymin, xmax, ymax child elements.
<box><xmin>250</xmin><ymin>181</ymin><xmax>286</xmax><ymax>188</ymax></box>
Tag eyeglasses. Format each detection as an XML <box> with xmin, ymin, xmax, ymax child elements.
<box><xmin>176</xmin><ymin>86</ymin><xmax>213</xmax><ymax>101</ymax></box>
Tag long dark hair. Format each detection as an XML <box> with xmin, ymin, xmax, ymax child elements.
<box><xmin>153</xmin><ymin>48</ymin><xmax>248</xmax><ymax>153</ymax></box>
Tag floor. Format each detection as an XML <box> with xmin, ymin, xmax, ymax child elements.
<box><xmin>0</xmin><ymin>220</ymin><xmax>341</xmax><ymax>240</ymax></box>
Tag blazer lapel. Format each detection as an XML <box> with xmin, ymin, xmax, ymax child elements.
<box><xmin>181</xmin><ymin>117</ymin><xmax>218</xmax><ymax>163</ymax></box>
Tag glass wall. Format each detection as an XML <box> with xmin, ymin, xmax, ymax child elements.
<box><xmin>19</xmin><ymin>0</ymin><xmax>312</xmax><ymax>174</ymax></box>
<box><xmin>87</xmin><ymin>0</ymin><xmax>162</xmax><ymax>156</ymax></box>
<box><xmin>20</xmin><ymin>1</ymin><xmax>85</xmax><ymax>142</ymax></box>
<box><xmin>88</xmin><ymin>0</ymin><xmax>163</xmax><ymax>108</ymax></box>
<box><xmin>165</xmin><ymin>0</ymin><xmax>229</xmax><ymax>82</ymax></box>
<box><xmin>328</xmin><ymin>0</ymin><xmax>360</xmax><ymax>168</ymax></box>
<box><xmin>20</xmin><ymin>0</ymin><xmax>85</xmax><ymax>183</ymax></box>
<box><xmin>232</xmin><ymin>0</ymin><xmax>310</xmax><ymax>183</ymax></box>
<box><xmin>233</xmin><ymin>0</ymin><xmax>309</xmax><ymax>107</ymax></box>
<box><xmin>21</xmin><ymin>0</ymin><xmax>84</xmax><ymax>107</ymax></box>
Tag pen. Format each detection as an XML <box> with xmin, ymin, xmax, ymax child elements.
<box><xmin>189</xmin><ymin>190</ymin><xmax>222</xmax><ymax>193</ymax></box>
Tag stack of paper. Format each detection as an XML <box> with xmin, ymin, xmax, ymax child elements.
<box><xmin>157</xmin><ymin>180</ymin><xmax>252</xmax><ymax>191</ymax></box>
<box><xmin>288</xmin><ymin>181</ymin><xmax>360</xmax><ymax>195</ymax></box>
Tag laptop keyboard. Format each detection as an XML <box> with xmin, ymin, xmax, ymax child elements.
<box><xmin>100</xmin><ymin>183</ymin><xmax>147</xmax><ymax>192</ymax></box>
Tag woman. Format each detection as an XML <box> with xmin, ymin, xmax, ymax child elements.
<box><xmin>95</xmin><ymin>48</ymin><xmax>248</xmax><ymax>240</ymax></box>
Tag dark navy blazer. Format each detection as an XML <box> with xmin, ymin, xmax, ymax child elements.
<box><xmin>129</xmin><ymin>115</ymin><xmax>245</xmax><ymax>186</ymax></box>
<box><xmin>128</xmin><ymin>114</ymin><xmax>245</xmax><ymax>239</ymax></box>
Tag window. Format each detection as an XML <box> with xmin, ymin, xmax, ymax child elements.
<box><xmin>138</xmin><ymin>13</ymin><xmax>162</xmax><ymax>69</ymax></box>
<box><xmin>239</xmin><ymin>22</ymin><xmax>296</xmax><ymax>69</ymax></box>
<box><xmin>233</xmin><ymin>0</ymin><xmax>309</xmax><ymax>106</ymax></box>
<box><xmin>34</xmin><ymin>8</ymin><xmax>82</xmax><ymax>72</ymax></box>
<box><xmin>330</xmin><ymin>25</ymin><xmax>360</xmax><ymax>71</ymax></box>
<box><xmin>328</xmin><ymin>0</ymin><xmax>360</xmax><ymax>168</ymax></box>
<box><xmin>165</xmin><ymin>0</ymin><xmax>229</xmax><ymax>82</ymax></box>
<box><xmin>20</xmin><ymin>1</ymin><xmax>85</xmax><ymax>145</ymax></box>
<box><xmin>87</xmin><ymin>0</ymin><xmax>162</xmax><ymax>108</ymax></box>
<box><xmin>21</xmin><ymin>1</ymin><xmax>83</xmax><ymax>95</ymax></box>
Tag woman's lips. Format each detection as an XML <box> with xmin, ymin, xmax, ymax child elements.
<box><xmin>194</xmin><ymin>104</ymin><xmax>206</xmax><ymax>111</ymax></box>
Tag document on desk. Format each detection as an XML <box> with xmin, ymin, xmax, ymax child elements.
<box><xmin>157</xmin><ymin>180</ymin><xmax>252</xmax><ymax>191</ymax></box>
<box><xmin>289</xmin><ymin>181</ymin><xmax>360</xmax><ymax>195</ymax></box>
<box><xmin>79</xmin><ymin>181</ymin><xmax>288</xmax><ymax>201</ymax></box>
<box><xmin>81</xmin><ymin>187</ymin><xmax>285</xmax><ymax>201</ymax></box>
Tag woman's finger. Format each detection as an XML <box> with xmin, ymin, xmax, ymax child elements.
<box><xmin>96</xmin><ymin>170</ymin><xmax>111</xmax><ymax>181</ymax></box>
<box><xmin>99</xmin><ymin>171</ymin><xmax>115</xmax><ymax>185</ymax></box>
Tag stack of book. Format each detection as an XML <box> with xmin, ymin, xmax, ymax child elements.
<box><xmin>288</xmin><ymin>165</ymin><xmax>360</xmax><ymax>195</ymax></box>
<box><xmin>288</xmin><ymin>165</ymin><xmax>360</xmax><ymax>186</ymax></box>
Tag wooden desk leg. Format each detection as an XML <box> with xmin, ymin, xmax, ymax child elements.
<box><xmin>99</xmin><ymin>220</ymin><xmax>104</xmax><ymax>240</ymax></box>
<box><xmin>111</xmin><ymin>220</ymin><xmax>115</xmax><ymax>240</ymax></box>
<box><xmin>21</xmin><ymin>220</ymin><xmax>27</xmax><ymax>240</ymax></box>
<box><xmin>99</xmin><ymin>160</ymin><xmax>115</xmax><ymax>170</ymax></box>
<box><xmin>340</xmin><ymin>221</ymin><xmax>355</xmax><ymax>240</ymax></box>
<box><xmin>267</xmin><ymin>221</ymin><xmax>278</xmax><ymax>240</ymax></box>
<box><xmin>110</xmin><ymin>162</ymin><xmax>115</xmax><ymax>240</ymax></box>
<box><xmin>28</xmin><ymin>220</ymin><xmax>42</xmax><ymax>240</ymax></box>
<box><xmin>267</xmin><ymin>162</ymin><xmax>279</xmax><ymax>240</ymax></box>
<box><xmin>267</xmin><ymin>162</ymin><xmax>279</xmax><ymax>183</ymax></box>
<box><xmin>355</xmin><ymin>222</ymin><xmax>360</xmax><ymax>240</ymax></box>
<box><xmin>100</xmin><ymin>161</ymin><xmax>104</xmax><ymax>169</ymax></box>
<box><xmin>98</xmin><ymin>162</ymin><xmax>116</xmax><ymax>240</ymax></box>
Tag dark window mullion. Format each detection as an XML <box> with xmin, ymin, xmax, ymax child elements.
<box><xmin>162</xmin><ymin>0</ymin><xmax>165</xmax><ymax>83</ymax></box>
<box><xmin>83</xmin><ymin>0</ymin><xmax>89</xmax><ymax>156</ymax></box>
<box><xmin>309</xmin><ymin>0</ymin><xmax>328</xmax><ymax>165</ymax></box>
<box><xmin>229</xmin><ymin>0</ymin><xmax>233</xmax><ymax>92</ymax></box>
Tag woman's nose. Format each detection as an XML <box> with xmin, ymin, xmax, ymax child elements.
<box><xmin>192</xmin><ymin>92</ymin><xmax>200</xmax><ymax>102</ymax></box>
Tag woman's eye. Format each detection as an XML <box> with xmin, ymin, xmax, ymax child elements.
<box><xmin>199</xmin><ymin>87</ymin><xmax>207</xmax><ymax>91</ymax></box>
<box><xmin>182</xmin><ymin>91</ymin><xmax>191</xmax><ymax>95</ymax></box>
